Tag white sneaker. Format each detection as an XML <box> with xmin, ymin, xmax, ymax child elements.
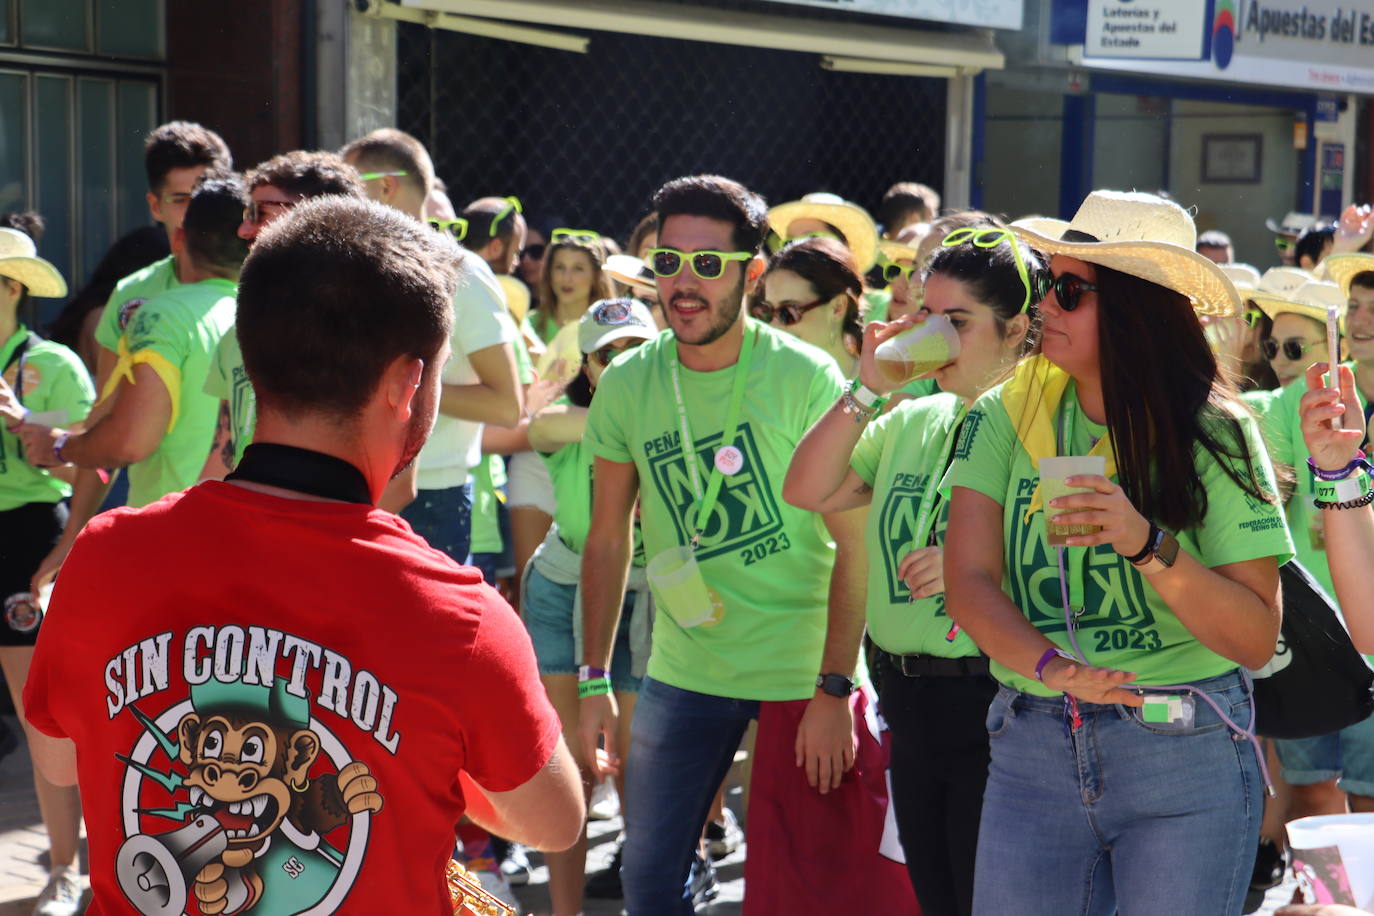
<box><xmin>475</xmin><ymin>868</ymin><xmax>520</xmax><ymax>909</ymax></box>
<box><xmin>706</xmin><ymin>807</ymin><xmax>743</xmax><ymax>859</ymax></box>
<box><xmin>588</xmin><ymin>779</ymin><xmax>620</xmax><ymax>821</ymax></box>
<box><xmin>33</xmin><ymin>869</ymin><xmax>83</xmax><ymax>916</ymax></box>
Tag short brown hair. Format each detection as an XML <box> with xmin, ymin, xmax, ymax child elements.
<box><xmin>459</xmin><ymin>196</ymin><xmax>524</xmax><ymax>248</ymax></box>
<box><xmin>236</xmin><ymin>196</ymin><xmax>454</xmax><ymax>420</ymax></box>
<box><xmin>338</xmin><ymin>128</ymin><xmax>434</xmax><ymax>198</ymax></box>
<box><xmin>880</xmin><ymin>182</ymin><xmax>941</xmax><ymax>228</ymax></box>
<box><xmin>144</xmin><ymin>121</ymin><xmax>232</xmax><ymax>192</ymax></box>
<box><xmin>246</xmin><ymin>150</ymin><xmax>365</xmax><ymax>200</ymax></box>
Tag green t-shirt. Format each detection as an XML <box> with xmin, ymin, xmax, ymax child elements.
<box><xmin>120</xmin><ymin>277</ymin><xmax>237</xmax><ymax>507</ymax></box>
<box><xmin>0</xmin><ymin>327</ymin><xmax>95</xmax><ymax>511</ymax></box>
<box><xmin>522</xmin><ymin>310</ymin><xmax>561</xmax><ymax>345</ymax></box>
<box><xmin>1257</xmin><ymin>367</ymin><xmax>1361</xmax><ymax>599</ymax></box>
<box><xmin>203</xmin><ymin>327</ymin><xmax>254</xmax><ymax>470</ymax></box>
<box><xmin>851</xmin><ymin>392</ymin><xmax>979</xmax><ymax>657</ymax></box>
<box><xmin>948</xmin><ymin>383</ymin><xmax>1293</xmax><ymax>696</ymax></box>
<box><xmin>95</xmin><ymin>255</ymin><xmax>178</xmax><ymax>352</ymax></box>
<box><xmin>864</xmin><ymin>288</ymin><xmax>891</xmax><ymax>324</ymax></box>
<box><xmin>895</xmin><ymin>377</ymin><xmax>939</xmax><ymax>400</ymax></box>
<box><xmin>584</xmin><ymin>321</ymin><xmax>845</xmax><ymax>701</ymax></box>
<box><xmin>541</xmin><ymin>428</ymin><xmax>647</xmax><ymax>566</ymax></box>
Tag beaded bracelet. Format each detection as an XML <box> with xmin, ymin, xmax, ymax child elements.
<box><xmin>1309</xmin><ymin>451</ymin><xmax>1370</xmax><ymax>481</ymax></box>
<box><xmin>840</xmin><ymin>390</ymin><xmax>877</xmax><ymax>425</ymax></box>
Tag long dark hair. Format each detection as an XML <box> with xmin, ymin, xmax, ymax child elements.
<box><xmin>763</xmin><ymin>237</ymin><xmax>864</xmax><ymax>356</ymax></box>
<box><xmin>1095</xmin><ymin>267</ymin><xmax>1273</xmax><ymax>531</ymax></box>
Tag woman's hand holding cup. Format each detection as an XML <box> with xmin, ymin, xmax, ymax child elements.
<box><xmin>858</xmin><ymin>314</ymin><xmax>924</xmax><ymax>395</ymax></box>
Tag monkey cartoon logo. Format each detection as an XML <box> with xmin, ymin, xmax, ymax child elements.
<box><xmin>115</xmin><ymin>677</ymin><xmax>383</xmax><ymax>916</ymax></box>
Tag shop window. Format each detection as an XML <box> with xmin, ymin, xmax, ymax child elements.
<box><xmin>34</xmin><ymin>75</ymin><xmax>73</xmax><ymax>289</ymax></box>
<box><xmin>0</xmin><ymin>70</ymin><xmax>27</xmax><ymax>215</ymax></box>
<box><xmin>19</xmin><ymin>0</ymin><xmax>89</xmax><ymax>52</ymax></box>
<box><xmin>78</xmin><ymin>77</ymin><xmax>114</xmax><ymax>282</ymax></box>
<box><xmin>97</xmin><ymin>0</ymin><xmax>162</xmax><ymax>59</ymax></box>
<box><xmin>0</xmin><ymin>0</ymin><xmax>14</xmax><ymax>45</ymax></box>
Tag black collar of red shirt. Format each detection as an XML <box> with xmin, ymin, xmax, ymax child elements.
<box><xmin>226</xmin><ymin>443</ymin><xmax>372</xmax><ymax>505</ymax></box>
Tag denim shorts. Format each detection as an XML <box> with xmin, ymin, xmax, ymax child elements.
<box><xmin>1275</xmin><ymin>712</ymin><xmax>1374</xmax><ymax>797</ymax></box>
<box><xmin>400</xmin><ymin>481</ymin><xmax>473</xmax><ymax>563</ymax></box>
<box><xmin>522</xmin><ymin>563</ymin><xmax>642</xmax><ymax>693</ymax></box>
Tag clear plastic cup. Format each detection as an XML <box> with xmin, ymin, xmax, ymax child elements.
<box><xmin>1038</xmin><ymin>456</ymin><xmax>1107</xmax><ymax>546</ymax></box>
<box><xmin>872</xmin><ymin>314</ymin><xmax>961</xmax><ymax>387</ymax></box>
<box><xmin>646</xmin><ymin>546</ymin><xmax>716</xmax><ymax>628</ymax></box>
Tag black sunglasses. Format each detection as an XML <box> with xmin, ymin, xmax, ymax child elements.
<box><xmin>593</xmin><ymin>339</ymin><xmax>645</xmax><ymax>366</ymax></box>
<box><xmin>1032</xmin><ymin>271</ymin><xmax>1098</xmax><ymax>312</ymax></box>
<box><xmin>521</xmin><ymin>243</ymin><xmax>546</xmax><ymax>260</ymax></box>
<box><xmin>749</xmin><ymin>298</ymin><xmax>827</xmax><ymax>327</ymax></box>
<box><xmin>1260</xmin><ymin>337</ymin><xmax>1318</xmax><ymax>361</ymax></box>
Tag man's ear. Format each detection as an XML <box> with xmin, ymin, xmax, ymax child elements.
<box><xmin>478</xmin><ymin>237</ymin><xmax>503</xmax><ymax>263</ymax></box>
<box><xmin>384</xmin><ymin>355</ymin><xmax>425</xmax><ymax>419</ymax></box>
<box><xmin>744</xmin><ymin>255</ymin><xmax>766</xmax><ymax>294</ymax></box>
<box><xmin>146</xmin><ymin>191</ymin><xmax>162</xmax><ymax>224</ymax></box>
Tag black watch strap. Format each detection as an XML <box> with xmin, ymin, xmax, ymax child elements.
<box><xmin>816</xmin><ymin>673</ymin><xmax>855</xmax><ymax>697</ymax></box>
<box><xmin>1123</xmin><ymin>524</ymin><xmax>1160</xmax><ymax>565</ymax></box>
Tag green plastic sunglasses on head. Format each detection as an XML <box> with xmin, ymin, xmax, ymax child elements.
<box><xmin>429</xmin><ymin>217</ymin><xmax>469</xmax><ymax>241</ymax></box>
<box><xmin>551</xmin><ymin>227</ymin><xmax>601</xmax><ymax>246</ymax></box>
<box><xmin>489</xmin><ymin>196</ymin><xmax>522</xmax><ymax>236</ymax></box>
<box><xmin>646</xmin><ymin>247</ymin><xmax>753</xmax><ymax>280</ymax></box>
<box><xmin>357</xmin><ymin>170</ymin><xmax>408</xmax><ymax>182</ymax></box>
<box><xmin>941</xmin><ymin>227</ymin><xmax>1037</xmax><ymax>313</ymax></box>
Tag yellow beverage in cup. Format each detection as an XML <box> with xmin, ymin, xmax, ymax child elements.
<box><xmin>646</xmin><ymin>546</ymin><xmax>716</xmax><ymax>628</ymax></box>
<box><xmin>874</xmin><ymin>314</ymin><xmax>961</xmax><ymax>386</ymax></box>
<box><xmin>1038</xmin><ymin>456</ymin><xmax>1107</xmax><ymax>546</ymax></box>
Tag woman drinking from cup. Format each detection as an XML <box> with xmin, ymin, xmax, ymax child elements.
<box><xmin>944</xmin><ymin>191</ymin><xmax>1293</xmax><ymax>916</ymax></box>
<box><xmin>783</xmin><ymin>227</ymin><xmax>1040</xmax><ymax>916</ymax></box>
<box><xmin>522</xmin><ymin>298</ymin><xmax>658</xmax><ymax>916</ymax></box>
<box><xmin>752</xmin><ymin>237</ymin><xmax>865</xmax><ymax>376</ymax></box>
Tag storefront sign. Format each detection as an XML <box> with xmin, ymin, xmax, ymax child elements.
<box><xmin>1084</xmin><ymin>0</ymin><xmax>1205</xmax><ymax>59</ymax></box>
<box><xmin>1073</xmin><ymin>0</ymin><xmax>1374</xmax><ymax>95</ymax></box>
<box><xmin>758</xmin><ymin>0</ymin><xmax>1023</xmax><ymax>30</ymax></box>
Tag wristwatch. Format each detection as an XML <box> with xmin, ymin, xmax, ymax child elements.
<box><xmin>1130</xmin><ymin>524</ymin><xmax>1179</xmax><ymax>575</ymax></box>
<box><xmin>816</xmin><ymin>673</ymin><xmax>856</xmax><ymax>698</ymax></box>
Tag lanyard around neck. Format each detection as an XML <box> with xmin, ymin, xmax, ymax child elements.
<box><xmin>910</xmin><ymin>405</ymin><xmax>967</xmax><ymax>555</ymax></box>
<box><xmin>1055</xmin><ymin>389</ymin><xmax>1089</xmax><ymax>613</ymax></box>
<box><xmin>667</xmin><ymin>323</ymin><xmax>757</xmax><ymax>548</ymax></box>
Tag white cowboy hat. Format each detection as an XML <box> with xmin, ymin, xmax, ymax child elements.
<box><xmin>0</xmin><ymin>228</ymin><xmax>66</xmax><ymax>298</ymax></box>
<box><xmin>1252</xmin><ymin>280</ymin><xmax>1345</xmax><ymax>326</ymax></box>
<box><xmin>1010</xmin><ymin>216</ymin><xmax>1070</xmax><ymax>239</ymax></box>
<box><xmin>603</xmin><ymin>254</ymin><xmax>656</xmax><ymax>297</ymax></box>
<box><xmin>1266</xmin><ymin>211</ymin><xmax>1319</xmax><ymax>237</ymax></box>
<box><xmin>1219</xmin><ymin>263</ymin><xmax>1262</xmax><ymax>296</ymax></box>
<box><xmin>1009</xmin><ymin>190</ymin><xmax>1241</xmax><ymax>317</ymax></box>
<box><xmin>1321</xmin><ymin>253</ymin><xmax>1374</xmax><ymax>299</ymax></box>
<box><xmin>767</xmin><ymin>193</ymin><xmax>879</xmax><ymax>272</ymax></box>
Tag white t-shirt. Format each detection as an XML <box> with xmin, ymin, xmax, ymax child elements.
<box><xmin>416</xmin><ymin>251</ymin><xmax>516</xmax><ymax>490</ymax></box>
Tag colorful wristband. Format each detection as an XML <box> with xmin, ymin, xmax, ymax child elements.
<box><xmin>52</xmin><ymin>431</ymin><xmax>70</xmax><ymax>465</ymax></box>
<box><xmin>577</xmin><ymin>677</ymin><xmax>612</xmax><ymax>699</ymax></box>
<box><xmin>577</xmin><ymin>665</ymin><xmax>608</xmax><ymax>683</ymax></box>
<box><xmin>1034</xmin><ymin>647</ymin><xmax>1071</xmax><ymax>682</ymax></box>
<box><xmin>847</xmin><ymin>378</ymin><xmax>888</xmax><ymax>411</ymax></box>
<box><xmin>1315</xmin><ymin>470</ymin><xmax>1373</xmax><ymax>505</ymax></box>
<box><xmin>1308</xmin><ymin>451</ymin><xmax>1369</xmax><ymax>482</ymax></box>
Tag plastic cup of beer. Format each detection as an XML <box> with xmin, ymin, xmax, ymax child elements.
<box><xmin>1039</xmin><ymin>456</ymin><xmax>1107</xmax><ymax>546</ymax></box>
<box><xmin>873</xmin><ymin>314</ymin><xmax>961</xmax><ymax>387</ymax></box>
<box><xmin>646</xmin><ymin>545</ymin><xmax>716</xmax><ymax>628</ymax></box>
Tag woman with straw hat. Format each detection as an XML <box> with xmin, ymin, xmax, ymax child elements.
<box><xmin>766</xmin><ymin>192</ymin><xmax>880</xmax><ymax>274</ymax></box>
<box><xmin>1251</xmin><ymin>280</ymin><xmax>1346</xmax><ymax>390</ymax></box>
<box><xmin>943</xmin><ymin>191</ymin><xmax>1293</xmax><ymax>915</ymax></box>
<box><xmin>784</xmin><ymin>225</ymin><xmax>1041</xmax><ymax>916</ymax></box>
<box><xmin>0</xmin><ymin>227</ymin><xmax>96</xmax><ymax>916</ymax></box>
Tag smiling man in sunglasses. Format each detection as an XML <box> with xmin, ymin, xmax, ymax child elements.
<box><xmin>578</xmin><ymin>174</ymin><xmax>904</xmax><ymax>913</ymax></box>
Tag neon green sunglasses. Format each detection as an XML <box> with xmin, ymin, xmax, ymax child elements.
<box><xmin>429</xmin><ymin>217</ymin><xmax>469</xmax><ymax>241</ymax></box>
<box><xmin>646</xmin><ymin>247</ymin><xmax>752</xmax><ymax>280</ymax></box>
<box><xmin>551</xmin><ymin>227</ymin><xmax>601</xmax><ymax>246</ymax></box>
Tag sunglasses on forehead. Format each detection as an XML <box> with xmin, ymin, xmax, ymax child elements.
<box><xmin>1261</xmin><ymin>337</ymin><xmax>1319</xmax><ymax>361</ymax></box>
<box><xmin>646</xmin><ymin>247</ymin><xmax>752</xmax><ymax>280</ymax></box>
<box><xmin>551</xmin><ymin>228</ymin><xmax>601</xmax><ymax>246</ymax></box>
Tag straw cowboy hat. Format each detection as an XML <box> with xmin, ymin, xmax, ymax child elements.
<box><xmin>767</xmin><ymin>193</ymin><xmax>879</xmax><ymax>272</ymax></box>
<box><xmin>1010</xmin><ymin>216</ymin><xmax>1070</xmax><ymax>240</ymax></box>
<box><xmin>1219</xmin><ymin>263</ymin><xmax>1262</xmax><ymax>297</ymax></box>
<box><xmin>1010</xmin><ymin>190</ymin><xmax>1241</xmax><ymax>317</ymax></box>
<box><xmin>1251</xmin><ymin>279</ymin><xmax>1346</xmax><ymax>326</ymax></box>
<box><xmin>603</xmin><ymin>253</ymin><xmax>656</xmax><ymax>297</ymax></box>
<box><xmin>877</xmin><ymin>240</ymin><xmax>919</xmax><ymax>266</ymax></box>
<box><xmin>1322</xmin><ymin>253</ymin><xmax>1374</xmax><ymax>298</ymax></box>
<box><xmin>0</xmin><ymin>228</ymin><xmax>66</xmax><ymax>298</ymax></box>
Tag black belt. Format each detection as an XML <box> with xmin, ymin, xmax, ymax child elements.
<box><xmin>885</xmin><ymin>651</ymin><xmax>989</xmax><ymax>678</ymax></box>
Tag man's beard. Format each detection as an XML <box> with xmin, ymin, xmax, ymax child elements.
<box><xmin>391</xmin><ymin>382</ymin><xmax>436</xmax><ymax>480</ymax></box>
<box><xmin>669</xmin><ymin>273</ymin><xmax>746</xmax><ymax>347</ymax></box>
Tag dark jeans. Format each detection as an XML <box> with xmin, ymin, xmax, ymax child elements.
<box><xmin>877</xmin><ymin>661</ymin><xmax>997</xmax><ymax>916</ymax></box>
<box><xmin>400</xmin><ymin>481</ymin><xmax>474</xmax><ymax>564</ymax></box>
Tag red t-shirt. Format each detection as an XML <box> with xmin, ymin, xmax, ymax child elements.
<box><xmin>25</xmin><ymin>481</ymin><xmax>561</xmax><ymax>916</ymax></box>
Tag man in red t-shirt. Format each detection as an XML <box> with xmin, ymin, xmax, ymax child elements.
<box><xmin>22</xmin><ymin>196</ymin><xmax>582</xmax><ymax>915</ymax></box>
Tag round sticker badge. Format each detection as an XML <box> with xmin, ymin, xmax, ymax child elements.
<box><xmin>714</xmin><ymin>445</ymin><xmax>744</xmax><ymax>476</ymax></box>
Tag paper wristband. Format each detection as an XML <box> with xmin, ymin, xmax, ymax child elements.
<box><xmin>1315</xmin><ymin>471</ymin><xmax>1373</xmax><ymax>504</ymax></box>
<box><xmin>578</xmin><ymin>678</ymin><xmax>612</xmax><ymax>699</ymax></box>
<box><xmin>848</xmin><ymin>379</ymin><xmax>888</xmax><ymax>411</ymax></box>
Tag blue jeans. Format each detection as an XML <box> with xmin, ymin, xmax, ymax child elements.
<box><xmin>623</xmin><ymin>678</ymin><xmax>758</xmax><ymax>915</ymax></box>
<box><xmin>974</xmin><ymin>670</ymin><xmax>1262</xmax><ymax>916</ymax></box>
<box><xmin>401</xmin><ymin>482</ymin><xmax>473</xmax><ymax>563</ymax></box>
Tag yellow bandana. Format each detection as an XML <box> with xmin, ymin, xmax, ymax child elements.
<box><xmin>1000</xmin><ymin>354</ymin><xmax>1116</xmax><ymax>521</ymax></box>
